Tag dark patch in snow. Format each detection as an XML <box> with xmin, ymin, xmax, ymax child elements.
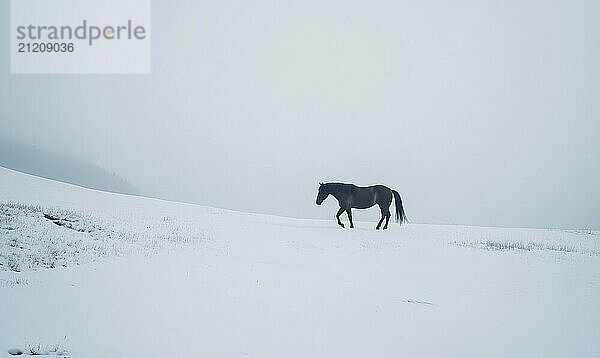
<box><xmin>43</xmin><ymin>213</ymin><xmax>89</xmax><ymax>233</ymax></box>
<box><xmin>402</xmin><ymin>299</ymin><xmax>434</xmax><ymax>306</ymax></box>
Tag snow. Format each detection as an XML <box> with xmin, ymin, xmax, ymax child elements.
<box><xmin>1</xmin><ymin>167</ymin><xmax>599</xmax><ymax>357</ymax></box>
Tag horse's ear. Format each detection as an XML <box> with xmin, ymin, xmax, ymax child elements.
<box><xmin>319</xmin><ymin>182</ymin><xmax>324</xmax><ymax>185</ymax></box>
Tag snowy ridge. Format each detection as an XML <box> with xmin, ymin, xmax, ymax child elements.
<box><xmin>1</xmin><ymin>166</ymin><xmax>599</xmax><ymax>358</ymax></box>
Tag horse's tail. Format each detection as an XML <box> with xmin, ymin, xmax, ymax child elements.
<box><xmin>392</xmin><ymin>189</ymin><xmax>408</xmax><ymax>225</ymax></box>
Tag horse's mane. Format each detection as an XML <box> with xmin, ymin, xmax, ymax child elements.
<box><xmin>322</xmin><ymin>182</ymin><xmax>354</xmax><ymax>186</ymax></box>
<box><xmin>322</xmin><ymin>182</ymin><xmax>354</xmax><ymax>194</ymax></box>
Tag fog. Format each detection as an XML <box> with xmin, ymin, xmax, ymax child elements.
<box><xmin>0</xmin><ymin>137</ymin><xmax>140</xmax><ymax>195</ymax></box>
<box><xmin>1</xmin><ymin>0</ymin><xmax>599</xmax><ymax>229</ymax></box>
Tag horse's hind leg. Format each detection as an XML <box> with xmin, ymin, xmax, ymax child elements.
<box><xmin>376</xmin><ymin>206</ymin><xmax>386</xmax><ymax>230</ymax></box>
<box><xmin>336</xmin><ymin>207</ymin><xmax>345</xmax><ymax>228</ymax></box>
<box><xmin>383</xmin><ymin>209</ymin><xmax>391</xmax><ymax>230</ymax></box>
<box><xmin>346</xmin><ymin>208</ymin><xmax>354</xmax><ymax>228</ymax></box>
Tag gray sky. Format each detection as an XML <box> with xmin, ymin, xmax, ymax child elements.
<box><xmin>1</xmin><ymin>0</ymin><xmax>599</xmax><ymax>229</ymax></box>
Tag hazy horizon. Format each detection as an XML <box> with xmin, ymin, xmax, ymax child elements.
<box><xmin>1</xmin><ymin>0</ymin><xmax>599</xmax><ymax>229</ymax></box>
<box><xmin>0</xmin><ymin>137</ymin><xmax>140</xmax><ymax>195</ymax></box>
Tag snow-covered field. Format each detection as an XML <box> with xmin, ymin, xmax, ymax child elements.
<box><xmin>1</xmin><ymin>166</ymin><xmax>599</xmax><ymax>357</ymax></box>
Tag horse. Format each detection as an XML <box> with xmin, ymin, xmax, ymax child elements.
<box><xmin>315</xmin><ymin>182</ymin><xmax>407</xmax><ymax>230</ymax></box>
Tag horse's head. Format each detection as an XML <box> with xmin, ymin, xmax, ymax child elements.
<box><xmin>316</xmin><ymin>182</ymin><xmax>329</xmax><ymax>205</ymax></box>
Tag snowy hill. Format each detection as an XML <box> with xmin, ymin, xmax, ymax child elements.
<box><xmin>1</xmin><ymin>166</ymin><xmax>599</xmax><ymax>358</ymax></box>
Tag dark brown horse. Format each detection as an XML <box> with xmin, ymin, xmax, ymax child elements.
<box><xmin>316</xmin><ymin>182</ymin><xmax>407</xmax><ymax>229</ymax></box>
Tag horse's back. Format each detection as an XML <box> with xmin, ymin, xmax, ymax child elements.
<box><xmin>364</xmin><ymin>184</ymin><xmax>392</xmax><ymax>194</ymax></box>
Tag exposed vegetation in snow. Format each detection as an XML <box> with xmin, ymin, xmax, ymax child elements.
<box><xmin>454</xmin><ymin>238</ymin><xmax>600</xmax><ymax>256</ymax></box>
<box><xmin>0</xmin><ymin>201</ymin><xmax>205</xmax><ymax>272</ymax></box>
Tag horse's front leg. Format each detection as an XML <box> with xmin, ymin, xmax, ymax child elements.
<box><xmin>346</xmin><ymin>208</ymin><xmax>354</xmax><ymax>228</ymax></box>
<box><xmin>335</xmin><ymin>207</ymin><xmax>345</xmax><ymax>228</ymax></box>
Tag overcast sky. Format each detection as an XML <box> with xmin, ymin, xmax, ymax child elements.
<box><xmin>1</xmin><ymin>0</ymin><xmax>599</xmax><ymax>229</ymax></box>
